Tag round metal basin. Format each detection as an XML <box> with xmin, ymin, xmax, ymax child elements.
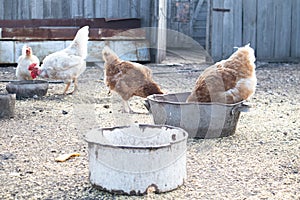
<box><xmin>6</xmin><ymin>80</ymin><xmax>48</xmax><ymax>99</ymax></box>
<box><xmin>0</xmin><ymin>94</ymin><xmax>16</xmax><ymax>119</ymax></box>
<box><xmin>146</xmin><ymin>92</ymin><xmax>250</xmax><ymax>139</ymax></box>
<box><xmin>85</xmin><ymin>124</ymin><xmax>188</xmax><ymax>195</ymax></box>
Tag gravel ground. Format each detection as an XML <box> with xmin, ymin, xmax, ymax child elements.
<box><xmin>0</xmin><ymin>60</ymin><xmax>299</xmax><ymax>200</ymax></box>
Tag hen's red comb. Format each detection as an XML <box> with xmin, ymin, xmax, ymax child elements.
<box><xmin>28</xmin><ymin>63</ymin><xmax>37</xmax><ymax>71</ymax></box>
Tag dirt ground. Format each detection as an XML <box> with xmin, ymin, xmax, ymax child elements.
<box><xmin>0</xmin><ymin>60</ymin><xmax>299</xmax><ymax>199</ymax></box>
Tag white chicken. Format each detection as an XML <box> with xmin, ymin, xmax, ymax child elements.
<box><xmin>16</xmin><ymin>45</ymin><xmax>40</xmax><ymax>80</ymax></box>
<box><xmin>28</xmin><ymin>26</ymin><xmax>89</xmax><ymax>95</ymax></box>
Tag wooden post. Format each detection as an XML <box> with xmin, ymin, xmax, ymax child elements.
<box><xmin>155</xmin><ymin>0</ymin><xmax>167</xmax><ymax>63</ymax></box>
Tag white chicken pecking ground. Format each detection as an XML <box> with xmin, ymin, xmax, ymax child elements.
<box><xmin>28</xmin><ymin>26</ymin><xmax>89</xmax><ymax>95</ymax></box>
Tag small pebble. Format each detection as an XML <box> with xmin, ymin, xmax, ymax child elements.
<box><xmin>62</xmin><ymin>110</ymin><xmax>68</xmax><ymax>115</ymax></box>
<box><xmin>283</xmin><ymin>132</ymin><xmax>288</xmax><ymax>136</ymax></box>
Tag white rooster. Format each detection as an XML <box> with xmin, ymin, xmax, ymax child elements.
<box><xmin>16</xmin><ymin>45</ymin><xmax>40</xmax><ymax>80</ymax></box>
<box><xmin>28</xmin><ymin>26</ymin><xmax>89</xmax><ymax>95</ymax></box>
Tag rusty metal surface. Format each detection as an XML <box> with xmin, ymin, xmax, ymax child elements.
<box><xmin>0</xmin><ymin>18</ymin><xmax>150</xmax><ymax>63</ymax></box>
<box><xmin>0</xmin><ymin>18</ymin><xmax>141</xmax><ymax>29</ymax></box>
<box><xmin>1</xmin><ymin>28</ymin><xmax>146</xmax><ymax>41</ymax></box>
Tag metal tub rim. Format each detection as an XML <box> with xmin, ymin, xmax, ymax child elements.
<box><xmin>147</xmin><ymin>92</ymin><xmax>245</xmax><ymax>106</ymax></box>
<box><xmin>84</xmin><ymin>123</ymin><xmax>189</xmax><ymax>149</ymax></box>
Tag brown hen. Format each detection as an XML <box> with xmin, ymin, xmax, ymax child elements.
<box><xmin>102</xmin><ymin>46</ymin><xmax>163</xmax><ymax>113</ymax></box>
<box><xmin>187</xmin><ymin>44</ymin><xmax>257</xmax><ymax>104</ymax></box>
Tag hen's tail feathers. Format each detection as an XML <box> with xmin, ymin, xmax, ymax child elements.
<box><xmin>231</xmin><ymin>44</ymin><xmax>256</xmax><ymax>64</ymax></box>
<box><xmin>102</xmin><ymin>46</ymin><xmax>119</xmax><ymax>64</ymax></box>
<box><xmin>69</xmin><ymin>26</ymin><xmax>89</xmax><ymax>58</ymax></box>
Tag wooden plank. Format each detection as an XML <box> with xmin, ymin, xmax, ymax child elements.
<box><xmin>0</xmin><ymin>0</ymin><xmax>4</xmax><ymax>19</ymax></box>
<box><xmin>256</xmin><ymin>0</ymin><xmax>276</xmax><ymax>59</ymax></box>
<box><xmin>194</xmin><ymin>0</ymin><xmax>208</xmax><ymax>48</ymax></box>
<box><xmin>84</xmin><ymin>0</ymin><xmax>95</xmax><ymax>18</ymax></box>
<box><xmin>17</xmin><ymin>0</ymin><xmax>30</xmax><ymax>19</ymax></box>
<box><xmin>51</xmin><ymin>0</ymin><xmax>63</xmax><ymax>18</ymax></box>
<box><xmin>156</xmin><ymin>0</ymin><xmax>167</xmax><ymax>63</ymax></box>
<box><xmin>71</xmin><ymin>0</ymin><xmax>84</xmax><ymax>18</ymax></box>
<box><xmin>107</xmin><ymin>1</ymin><xmax>117</xmax><ymax>18</ymax></box>
<box><xmin>61</xmin><ymin>0</ymin><xmax>71</xmax><ymax>19</ymax></box>
<box><xmin>233</xmin><ymin>0</ymin><xmax>242</xmax><ymax>47</ymax></box>
<box><xmin>242</xmin><ymin>0</ymin><xmax>257</xmax><ymax>49</ymax></box>
<box><xmin>139</xmin><ymin>0</ymin><xmax>151</xmax><ymax>27</ymax></box>
<box><xmin>205</xmin><ymin>0</ymin><xmax>211</xmax><ymax>51</ymax></box>
<box><xmin>211</xmin><ymin>0</ymin><xmax>224</xmax><ymax>61</ymax></box>
<box><xmin>274</xmin><ymin>0</ymin><xmax>292</xmax><ymax>58</ymax></box>
<box><xmin>3</xmin><ymin>0</ymin><xmax>18</xmax><ymax>19</ymax></box>
<box><xmin>222</xmin><ymin>0</ymin><xmax>234</xmax><ymax>58</ymax></box>
<box><xmin>94</xmin><ymin>0</ymin><xmax>106</xmax><ymax>17</ymax></box>
<box><xmin>130</xmin><ymin>0</ymin><xmax>140</xmax><ymax>18</ymax></box>
<box><xmin>193</xmin><ymin>0</ymin><xmax>205</xmax><ymax>20</ymax></box>
<box><xmin>43</xmin><ymin>0</ymin><xmax>52</xmax><ymax>19</ymax></box>
<box><xmin>118</xmin><ymin>0</ymin><xmax>130</xmax><ymax>18</ymax></box>
<box><xmin>291</xmin><ymin>0</ymin><xmax>300</xmax><ymax>57</ymax></box>
<box><xmin>31</xmin><ymin>0</ymin><xmax>44</xmax><ymax>19</ymax></box>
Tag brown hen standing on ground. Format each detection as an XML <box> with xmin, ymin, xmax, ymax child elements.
<box><xmin>102</xmin><ymin>46</ymin><xmax>164</xmax><ymax>113</ymax></box>
<box><xmin>187</xmin><ymin>44</ymin><xmax>257</xmax><ymax>104</ymax></box>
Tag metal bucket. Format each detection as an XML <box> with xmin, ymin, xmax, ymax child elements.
<box><xmin>146</xmin><ymin>92</ymin><xmax>250</xmax><ymax>139</ymax></box>
<box><xmin>85</xmin><ymin>124</ymin><xmax>188</xmax><ymax>195</ymax></box>
<box><xmin>6</xmin><ymin>80</ymin><xmax>48</xmax><ymax>99</ymax></box>
<box><xmin>0</xmin><ymin>94</ymin><xmax>16</xmax><ymax>119</ymax></box>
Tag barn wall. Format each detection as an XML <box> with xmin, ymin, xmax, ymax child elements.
<box><xmin>166</xmin><ymin>0</ymin><xmax>208</xmax><ymax>48</ymax></box>
<box><xmin>209</xmin><ymin>0</ymin><xmax>300</xmax><ymax>62</ymax></box>
<box><xmin>0</xmin><ymin>0</ymin><xmax>156</xmax><ymax>63</ymax></box>
<box><xmin>0</xmin><ymin>0</ymin><xmax>152</xmax><ymax>27</ymax></box>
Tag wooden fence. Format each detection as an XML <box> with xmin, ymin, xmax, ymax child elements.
<box><xmin>0</xmin><ymin>0</ymin><xmax>299</xmax><ymax>62</ymax></box>
<box><xmin>0</xmin><ymin>0</ymin><xmax>153</xmax><ymax>27</ymax></box>
<box><xmin>209</xmin><ymin>0</ymin><xmax>300</xmax><ymax>61</ymax></box>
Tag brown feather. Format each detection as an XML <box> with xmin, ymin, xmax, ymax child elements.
<box><xmin>102</xmin><ymin>46</ymin><xmax>163</xmax><ymax>102</ymax></box>
<box><xmin>187</xmin><ymin>44</ymin><xmax>257</xmax><ymax>104</ymax></box>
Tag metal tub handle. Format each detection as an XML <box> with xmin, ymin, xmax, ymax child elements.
<box><xmin>231</xmin><ymin>102</ymin><xmax>251</xmax><ymax>115</ymax></box>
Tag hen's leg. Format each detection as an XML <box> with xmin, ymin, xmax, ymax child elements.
<box><xmin>63</xmin><ymin>82</ymin><xmax>71</xmax><ymax>95</ymax></box>
<box><xmin>122</xmin><ymin>99</ymin><xmax>134</xmax><ymax>113</ymax></box>
<box><xmin>70</xmin><ymin>78</ymin><xmax>78</xmax><ymax>95</ymax></box>
<box><xmin>65</xmin><ymin>78</ymin><xmax>78</xmax><ymax>95</ymax></box>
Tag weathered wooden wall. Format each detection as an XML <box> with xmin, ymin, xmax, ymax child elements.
<box><xmin>166</xmin><ymin>0</ymin><xmax>208</xmax><ymax>48</ymax></box>
<box><xmin>0</xmin><ymin>0</ymin><xmax>153</xmax><ymax>27</ymax></box>
<box><xmin>209</xmin><ymin>0</ymin><xmax>300</xmax><ymax>61</ymax></box>
<box><xmin>1</xmin><ymin>0</ymin><xmax>299</xmax><ymax>62</ymax></box>
<box><xmin>0</xmin><ymin>0</ymin><xmax>155</xmax><ymax>63</ymax></box>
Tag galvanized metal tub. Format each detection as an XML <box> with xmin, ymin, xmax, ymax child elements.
<box><xmin>146</xmin><ymin>92</ymin><xmax>250</xmax><ymax>139</ymax></box>
<box><xmin>0</xmin><ymin>94</ymin><xmax>16</xmax><ymax>119</ymax></box>
<box><xmin>6</xmin><ymin>80</ymin><xmax>48</xmax><ymax>99</ymax></box>
<box><xmin>85</xmin><ymin>124</ymin><xmax>188</xmax><ymax>195</ymax></box>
